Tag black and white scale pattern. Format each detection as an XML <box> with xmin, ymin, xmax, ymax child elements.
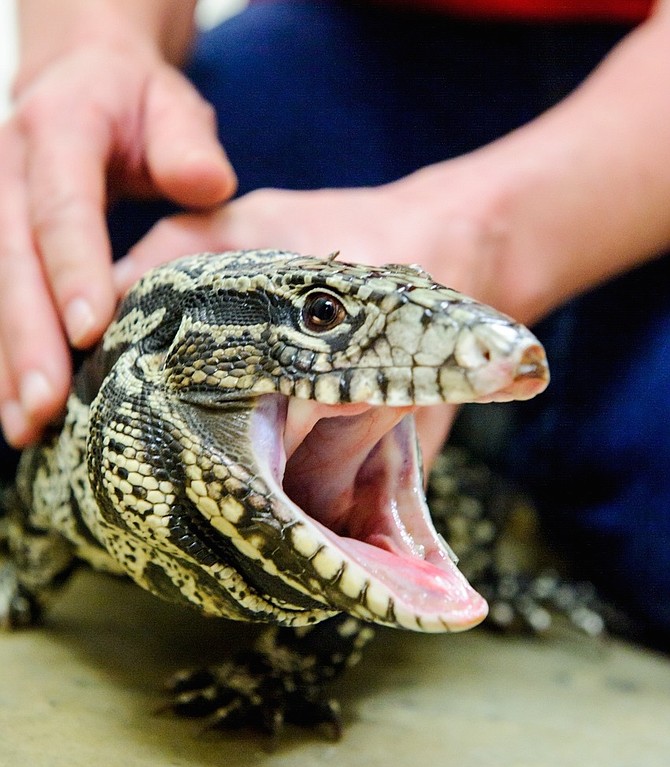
<box><xmin>1</xmin><ymin>250</ymin><xmax>556</xmax><ymax>733</ymax></box>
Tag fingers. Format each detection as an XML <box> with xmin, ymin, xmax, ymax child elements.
<box><xmin>0</xmin><ymin>345</ymin><xmax>32</xmax><ymax>447</ymax></box>
<box><xmin>114</xmin><ymin>186</ymin><xmax>401</xmax><ymax>292</ymax></box>
<box><xmin>144</xmin><ymin>68</ymin><xmax>237</xmax><ymax>207</ymax></box>
<box><xmin>114</xmin><ymin>68</ymin><xmax>240</xmax><ymax>293</ymax></box>
<box><xmin>22</xmin><ymin>93</ymin><xmax>117</xmax><ymax>349</ymax></box>
<box><xmin>0</xmin><ymin>46</ymin><xmax>239</xmax><ymax>448</ymax></box>
<box><xmin>114</xmin><ymin>189</ymin><xmax>308</xmax><ymax>292</ymax></box>
<box><xmin>18</xmin><ymin>55</ymin><xmax>235</xmax><ymax>351</ymax></box>
<box><xmin>0</xmin><ymin>126</ymin><xmax>72</xmax><ymax>447</ymax></box>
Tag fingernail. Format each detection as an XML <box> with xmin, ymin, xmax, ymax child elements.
<box><xmin>19</xmin><ymin>370</ymin><xmax>54</xmax><ymax>417</ymax></box>
<box><xmin>183</xmin><ymin>148</ymin><xmax>237</xmax><ymax>198</ymax></box>
<box><xmin>0</xmin><ymin>399</ymin><xmax>29</xmax><ymax>447</ymax></box>
<box><xmin>65</xmin><ymin>297</ymin><xmax>96</xmax><ymax>346</ymax></box>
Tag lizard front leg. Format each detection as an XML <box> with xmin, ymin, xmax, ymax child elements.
<box><xmin>164</xmin><ymin>613</ymin><xmax>375</xmax><ymax>738</ymax></box>
<box><xmin>0</xmin><ymin>519</ymin><xmax>76</xmax><ymax>629</ymax></box>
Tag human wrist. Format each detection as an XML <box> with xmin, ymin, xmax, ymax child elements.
<box><xmin>384</xmin><ymin>157</ymin><xmax>532</xmax><ymax>322</ymax></box>
<box><xmin>389</xmin><ymin>139</ymin><xmax>586</xmax><ymax>328</ymax></box>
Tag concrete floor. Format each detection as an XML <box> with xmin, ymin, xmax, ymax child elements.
<box><xmin>1</xmin><ymin>569</ymin><xmax>668</xmax><ymax>767</ymax></box>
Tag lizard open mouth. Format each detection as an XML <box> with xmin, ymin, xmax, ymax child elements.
<box><xmin>240</xmin><ymin>334</ymin><xmax>549</xmax><ymax>632</ymax></box>
<box><xmin>249</xmin><ymin>394</ymin><xmax>489</xmax><ymax>632</ymax></box>
<box><xmin>242</xmin><ymin>337</ymin><xmax>550</xmax><ymax>632</ymax></box>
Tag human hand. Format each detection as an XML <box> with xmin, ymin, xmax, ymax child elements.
<box><xmin>116</xmin><ymin>167</ymin><xmax>502</xmax><ymax>301</ymax></box>
<box><xmin>0</xmin><ymin>39</ymin><xmax>236</xmax><ymax>448</ymax></box>
<box><xmin>116</xmin><ymin>175</ymin><xmax>506</xmax><ymax>467</ymax></box>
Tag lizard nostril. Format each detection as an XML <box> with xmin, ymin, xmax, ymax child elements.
<box><xmin>455</xmin><ymin>331</ymin><xmax>497</xmax><ymax>369</ymax></box>
<box><xmin>515</xmin><ymin>343</ymin><xmax>549</xmax><ymax>382</ymax></box>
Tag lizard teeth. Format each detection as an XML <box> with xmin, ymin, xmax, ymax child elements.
<box><xmin>437</xmin><ymin>533</ymin><xmax>459</xmax><ymax>565</ymax></box>
<box><xmin>289</xmin><ymin>517</ymin><xmax>470</xmax><ymax>627</ymax></box>
<box><xmin>290</xmin><ymin>523</ymin><xmax>321</xmax><ymax>558</ymax></box>
<box><xmin>338</xmin><ymin>565</ymin><xmax>367</xmax><ymax>600</ymax></box>
<box><xmin>365</xmin><ymin>582</ymin><xmax>392</xmax><ymax>618</ymax></box>
<box><xmin>311</xmin><ymin>547</ymin><xmax>344</xmax><ymax>581</ymax></box>
<box><xmin>293</xmin><ymin>522</ymin><xmax>400</xmax><ymax>620</ymax></box>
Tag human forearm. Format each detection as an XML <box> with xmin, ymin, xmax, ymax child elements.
<box><xmin>399</xmin><ymin>0</ymin><xmax>670</xmax><ymax>324</ymax></box>
<box><xmin>495</xmin><ymin>0</ymin><xmax>670</xmax><ymax>322</ymax></box>
<box><xmin>16</xmin><ymin>0</ymin><xmax>197</xmax><ymax>91</ymax></box>
<box><xmin>114</xmin><ymin>0</ymin><xmax>670</xmax><ymax>331</ymax></box>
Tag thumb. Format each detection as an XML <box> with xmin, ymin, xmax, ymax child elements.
<box><xmin>113</xmin><ymin>209</ymin><xmax>229</xmax><ymax>293</ymax></box>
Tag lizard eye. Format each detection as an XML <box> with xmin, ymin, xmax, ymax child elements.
<box><xmin>302</xmin><ymin>291</ymin><xmax>346</xmax><ymax>332</ymax></box>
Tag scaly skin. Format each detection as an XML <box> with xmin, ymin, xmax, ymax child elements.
<box><xmin>1</xmin><ymin>250</ymin><xmax>549</xmax><ymax>734</ymax></box>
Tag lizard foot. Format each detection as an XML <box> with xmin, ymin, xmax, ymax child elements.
<box><xmin>162</xmin><ymin>616</ymin><xmax>375</xmax><ymax>738</ymax></box>
<box><xmin>163</xmin><ymin>653</ymin><xmax>342</xmax><ymax>739</ymax></box>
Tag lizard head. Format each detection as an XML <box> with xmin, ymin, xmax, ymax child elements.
<box><xmin>86</xmin><ymin>250</ymin><xmax>548</xmax><ymax>632</ymax></box>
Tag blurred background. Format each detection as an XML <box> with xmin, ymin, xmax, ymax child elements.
<box><xmin>0</xmin><ymin>0</ymin><xmax>248</xmax><ymax>120</ymax></box>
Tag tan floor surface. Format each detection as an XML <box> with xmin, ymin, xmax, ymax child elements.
<box><xmin>0</xmin><ymin>569</ymin><xmax>667</xmax><ymax>767</ymax></box>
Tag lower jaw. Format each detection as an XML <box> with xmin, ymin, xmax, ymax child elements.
<box><xmin>247</xmin><ymin>394</ymin><xmax>489</xmax><ymax>632</ymax></box>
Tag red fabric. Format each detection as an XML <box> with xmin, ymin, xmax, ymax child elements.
<box><xmin>377</xmin><ymin>0</ymin><xmax>653</xmax><ymax>23</ymax></box>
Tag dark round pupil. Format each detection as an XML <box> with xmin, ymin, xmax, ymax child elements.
<box><xmin>303</xmin><ymin>292</ymin><xmax>345</xmax><ymax>330</ymax></box>
<box><xmin>310</xmin><ymin>296</ymin><xmax>337</xmax><ymax>323</ymax></box>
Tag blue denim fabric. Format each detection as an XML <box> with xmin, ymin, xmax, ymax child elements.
<box><xmin>501</xmin><ymin>258</ymin><xmax>670</xmax><ymax>638</ymax></box>
<box><xmin>6</xmin><ymin>1</ymin><xmax>668</xmax><ymax>639</ymax></box>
